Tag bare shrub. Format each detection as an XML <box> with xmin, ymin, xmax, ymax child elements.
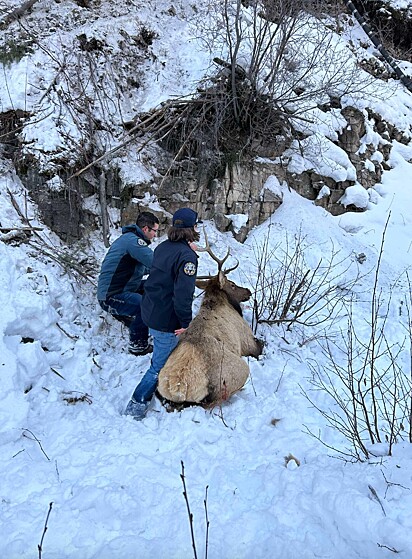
<box><xmin>4</xmin><ymin>186</ymin><xmax>97</xmax><ymax>283</ymax></box>
<box><xmin>180</xmin><ymin>461</ymin><xmax>210</xmax><ymax>559</ymax></box>
<box><xmin>302</xmin><ymin>219</ymin><xmax>412</xmax><ymax>461</ymax></box>
<box><xmin>303</xmin><ymin>302</ymin><xmax>409</xmax><ymax>461</ymax></box>
<box><xmin>74</xmin><ymin>0</ymin><xmax>375</xmax><ymax>185</ymax></box>
<box><xmin>194</xmin><ymin>0</ymin><xmax>373</xmax><ymax>118</ymax></box>
<box><xmin>250</xmin><ymin>226</ymin><xmax>363</xmax><ymax>334</ymax></box>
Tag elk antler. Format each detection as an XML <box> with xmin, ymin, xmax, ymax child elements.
<box><xmin>196</xmin><ymin>227</ymin><xmax>239</xmax><ymax>278</ymax></box>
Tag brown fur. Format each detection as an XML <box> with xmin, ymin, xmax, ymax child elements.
<box><xmin>157</xmin><ymin>272</ymin><xmax>263</xmax><ymax>404</ymax></box>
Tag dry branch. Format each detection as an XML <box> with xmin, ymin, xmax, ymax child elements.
<box><xmin>22</xmin><ymin>429</ymin><xmax>50</xmax><ymax>461</ymax></box>
<box><xmin>180</xmin><ymin>460</ymin><xmax>198</xmax><ymax>559</ymax></box>
<box><xmin>99</xmin><ymin>170</ymin><xmax>110</xmax><ymax>248</ymax></box>
<box><xmin>38</xmin><ymin>502</ymin><xmax>53</xmax><ymax>559</ymax></box>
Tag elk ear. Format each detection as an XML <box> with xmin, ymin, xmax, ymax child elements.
<box><xmin>195</xmin><ymin>279</ymin><xmax>210</xmax><ymax>290</ymax></box>
<box><xmin>218</xmin><ymin>271</ymin><xmax>226</xmax><ymax>288</ymax></box>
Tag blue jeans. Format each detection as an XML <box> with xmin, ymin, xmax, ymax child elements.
<box><xmin>131</xmin><ymin>328</ymin><xmax>179</xmax><ymax>403</ymax></box>
<box><xmin>99</xmin><ymin>292</ymin><xmax>148</xmax><ymax>345</ymax></box>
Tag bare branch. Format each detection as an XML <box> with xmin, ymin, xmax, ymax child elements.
<box><xmin>180</xmin><ymin>461</ymin><xmax>198</xmax><ymax>559</ymax></box>
<box><xmin>22</xmin><ymin>429</ymin><xmax>50</xmax><ymax>461</ymax></box>
<box><xmin>38</xmin><ymin>502</ymin><xmax>53</xmax><ymax>559</ymax></box>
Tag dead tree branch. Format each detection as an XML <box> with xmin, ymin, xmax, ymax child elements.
<box><xmin>38</xmin><ymin>502</ymin><xmax>53</xmax><ymax>559</ymax></box>
<box><xmin>22</xmin><ymin>429</ymin><xmax>50</xmax><ymax>461</ymax></box>
<box><xmin>0</xmin><ymin>226</ymin><xmax>43</xmax><ymax>232</ymax></box>
<box><xmin>180</xmin><ymin>460</ymin><xmax>198</xmax><ymax>559</ymax></box>
<box><xmin>99</xmin><ymin>170</ymin><xmax>110</xmax><ymax>248</ymax></box>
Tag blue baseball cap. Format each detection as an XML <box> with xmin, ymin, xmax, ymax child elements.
<box><xmin>172</xmin><ymin>208</ymin><xmax>198</xmax><ymax>228</ymax></box>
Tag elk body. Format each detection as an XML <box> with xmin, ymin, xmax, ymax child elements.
<box><xmin>157</xmin><ymin>238</ymin><xmax>263</xmax><ymax>405</ymax></box>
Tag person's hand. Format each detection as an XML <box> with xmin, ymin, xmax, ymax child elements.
<box><xmin>189</xmin><ymin>242</ymin><xmax>198</xmax><ymax>252</ymax></box>
<box><xmin>174</xmin><ymin>328</ymin><xmax>186</xmax><ymax>336</ymax></box>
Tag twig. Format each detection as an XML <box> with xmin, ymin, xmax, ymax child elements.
<box><xmin>56</xmin><ymin>322</ymin><xmax>78</xmax><ymax>340</ymax></box>
<box><xmin>55</xmin><ymin>460</ymin><xmax>60</xmax><ymax>483</ymax></box>
<box><xmin>12</xmin><ymin>449</ymin><xmax>25</xmax><ymax>458</ymax></box>
<box><xmin>22</xmin><ymin>429</ymin><xmax>50</xmax><ymax>461</ymax></box>
<box><xmin>7</xmin><ymin>188</ymin><xmax>33</xmax><ymax>228</ymax></box>
<box><xmin>180</xmin><ymin>460</ymin><xmax>198</xmax><ymax>559</ymax></box>
<box><xmin>92</xmin><ymin>357</ymin><xmax>102</xmax><ymax>370</ymax></box>
<box><xmin>213</xmin><ymin>406</ymin><xmax>232</xmax><ymax>429</ymax></box>
<box><xmin>381</xmin><ymin>470</ymin><xmax>410</xmax><ymax>499</ymax></box>
<box><xmin>284</xmin><ymin>453</ymin><xmax>301</xmax><ymax>467</ymax></box>
<box><xmin>204</xmin><ymin>486</ymin><xmax>210</xmax><ymax>559</ymax></box>
<box><xmin>274</xmin><ymin>361</ymin><xmax>287</xmax><ymax>393</ymax></box>
<box><xmin>50</xmin><ymin>367</ymin><xmax>66</xmax><ymax>380</ymax></box>
<box><xmin>377</xmin><ymin>542</ymin><xmax>400</xmax><ymax>553</ymax></box>
<box><xmin>99</xmin><ymin>170</ymin><xmax>110</xmax><ymax>248</ymax></box>
<box><xmin>38</xmin><ymin>502</ymin><xmax>53</xmax><ymax>559</ymax></box>
<box><xmin>39</xmin><ymin>68</ymin><xmax>64</xmax><ymax>104</ymax></box>
<box><xmin>0</xmin><ymin>226</ymin><xmax>43</xmax><ymax>232</ymax></box>
<box><xmin>62</xmin><ymin>391</ymin><xmax>92</xmax><ymax>405</ymax></box>
<box><xmin>368</xmin><ymin>484</ymin><xmax>386</xmax><ymax>516</ymax></box>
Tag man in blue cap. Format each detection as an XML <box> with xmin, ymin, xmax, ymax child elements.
<box><xmin>124</xmin><ymin>207</ymin><xmax>199</xmax><ymax>420</ymax></box>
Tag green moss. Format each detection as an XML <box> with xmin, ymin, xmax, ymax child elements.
<box><xmin>0</xmin><ymin>39</ymin><xmax>34</xmax><ymax>66</ymax></box>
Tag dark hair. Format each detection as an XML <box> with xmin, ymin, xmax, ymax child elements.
<box><xmin>168</xmin><ymin>226</ymin><xmax>200</xmax><ymax>243</ymax></box>
<box><xmin>136</xmin><ymin>211</ymin><xmax>159</xmax><ymax>230</ymax></box>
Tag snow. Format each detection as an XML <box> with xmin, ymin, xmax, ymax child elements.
<box><xmin>225</xmin><ymin>212</ymin><xmax>248</xmax><ymax>232</ymax></box>
<box><xmin>317</xmin><ymin>185</ymin><xmax>331</xmax><ymax>200</ymax></box>
<box><xmin>339</xmin><ymin>182</ymin><xmax>370</xmax><ymax>209</ymax></box>
<box><xmin>388</xmin><ymin>0</ymin><xmax>412</xmax><ymax>10</ymax></box>
<box><xmin>1</xmin><ymin>1</ymin><xmax>412</xmax><ymax>558</ymax></box>
<box><xmin>261</xmin><ymin>175</ymin><xmax>283</xmax><ymax>199</ymax></box>
<box><xmin>285</xmin><ymin>133</ymin><xmax>357</xmax><ymax>182</ymax></box>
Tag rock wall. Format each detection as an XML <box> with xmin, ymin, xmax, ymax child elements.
<box><xmin>121</xmin><ymin>158</ymin><xmax>283</xmax><ymax>243</ymax></box>
<box><xmin>121</xmin><ymin>102</ymin><xmax>409</xmax><ymax>240</ymax></box>
<box><xmin>0</xmin><ymin>105</ymin><xmax>409</xmax><ymax>243</ymax></box>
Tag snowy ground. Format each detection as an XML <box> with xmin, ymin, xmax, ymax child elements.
<box><xmin>1</xmin><ymin>1</ymin><xmax>412</xmax><ymax>558</ymax></box>
<box><xmin>1</xmin><ymin>148</ymin><xmax>412</xmax><ymax>558</ymax></box>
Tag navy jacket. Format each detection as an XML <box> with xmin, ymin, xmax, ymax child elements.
<box><xmin>97</xmin><ymin>225</ymin><xmax>153</xmax><ymax>301</ymax></box>
<box><xmin>141</xmin><ymin>240</ymin><xmax>198</xmax><ymax>332</ymax></box>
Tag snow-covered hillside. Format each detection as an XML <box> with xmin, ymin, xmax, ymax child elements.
<box><xmin>1</xmin><ymin>1</ymin><xmax>412</xmax><ymax>558</ymax></box>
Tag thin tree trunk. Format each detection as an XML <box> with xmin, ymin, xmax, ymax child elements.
<box><xmin>99</xmin><ymin>171</ymin><xmax>110</xmax><ymax>248</ymax></box>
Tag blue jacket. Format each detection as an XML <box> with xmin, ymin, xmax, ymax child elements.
<box><xmin>97</xmin><ymin>225</ymin><xmax>153</xmax><ymax>301</ymax></box>
<box><xmin>141</xmin><ymin>240</ymin><xmax>198</xmax><ymax>332</ymax></box>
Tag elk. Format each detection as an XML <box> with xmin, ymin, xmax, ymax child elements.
<box><xmin>157</xmin><ymin>234</ymin><xmax>263</xmax><ymax>405</ymax></box>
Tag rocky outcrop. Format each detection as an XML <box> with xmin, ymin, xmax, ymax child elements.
<box><xmin>122</xmin><ymin>159</ymin><xmax>283</xmax><ymax>243</ymax></box>
<box><xmin>122</xmin><ymin>101</ymin><xmax>406</xmax><ymax>233</ymax></box>
<box><xmin>1</xmin><ymin>97</ymin><xmax>409</xmax><ymax>244</ymax></box>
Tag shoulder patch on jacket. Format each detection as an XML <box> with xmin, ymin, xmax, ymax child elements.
<box><xmin>183</xmin><ymin>262</ymin><xmax>196</xmax><ymax>276</ymax></box>
<box><xmin>138</xmin><ymin>238</ymin><xmax>147</xmax><ymax>246</ymax></box>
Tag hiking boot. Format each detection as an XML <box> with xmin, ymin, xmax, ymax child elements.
<box><xmin>124</xmin><ymin>399</ymin><xmax>149</xmax><ymax>421</ymax></box>
<box><xmin>128</xmin><ymin>342</ymin><xmax>153</xmax><ymax>356</ymax></box>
